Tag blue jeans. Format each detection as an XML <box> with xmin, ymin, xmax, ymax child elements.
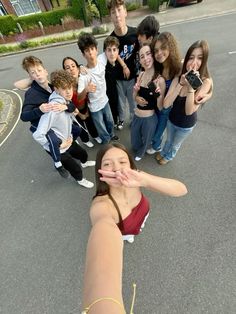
<box><xmin>161</xmin><ymin>120</ymin><xmax>195</xmax><ymax>161</ymax></box>
<box><xmin>90</xmin><ymin>102</ymin><xmax>114</xmax><ymax>144</ymax></box>
<box><xmin>152</xmin><ymin>107</ymin><xmax>172</xmax><ymax>151</ymax></box>
<box><xmin>117</xmin><ymin>78</ymin><xmax>136</xmax><ymax>122</ymax></box>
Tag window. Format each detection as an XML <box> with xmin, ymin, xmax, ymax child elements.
<box><xmin>10</xmin><ymin>0</ymin><xmax>41</xmax><ymax>16</ymax></box>
<box><xmin>0</xmin><ymin>2</ymin><xmax>7</xmax><ymax>16</ymax></box>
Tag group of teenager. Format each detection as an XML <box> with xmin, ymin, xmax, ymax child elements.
<box><xmin>17</xmin><ymin>0</ymin><xmax>213</xmax><ymax>312</ymax></box>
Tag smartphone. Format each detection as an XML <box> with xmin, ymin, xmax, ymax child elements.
<box><xmin>147</xmin><ymin>81</ymin><xmax>160</xmax><ymax>98</ymax></box>
<box><xmin>185</xmin><ymin>70</ymin><xmax>203</xmax><ymax>90</ymax></box>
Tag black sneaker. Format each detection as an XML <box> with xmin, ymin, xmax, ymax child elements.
<box><xmin>56</xmin><ymin>166</ymin><xmax>69</xmax><ymax>178</ymax></box>
<box><xmin>110</xmin><ymin>135</ymin><xmax>119</xmax><ymax>141</ymax></box>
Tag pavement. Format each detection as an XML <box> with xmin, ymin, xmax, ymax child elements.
<box><xmin>0</xmin><ymin>2</ymin><xmax>236</xmax><ymax>313</ymax></box>
<box><xmin>0</xmin><ymin>0</ymin><xmax>236</xmax><ymax>144</ymax></box>
<box><xmin>0</xmin><ymin>0</ymin><xmax>236</xmax><ymax>146</ymax></box>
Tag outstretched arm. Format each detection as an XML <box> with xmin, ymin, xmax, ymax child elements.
<box><xmin>82</xmin><ymin>218</ymin><xmax>125</xmax><ymax>314</ymax></box>
<box><xmin>99</xmin><ymin>168</ymin><xmax>187</xmax><ymax>197</ymax></box>
<box><xmin>14</xmin><ymin>77</ymin><xmax>32</xmax><ymax>90</ymax></box>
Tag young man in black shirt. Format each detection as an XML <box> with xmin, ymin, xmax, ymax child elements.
<box><xmin>107</xmin><ymin>0</ymin><xmax>139</xmax><ymax>130</ymax></box>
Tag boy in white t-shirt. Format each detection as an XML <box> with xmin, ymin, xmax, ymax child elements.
<box><xmin>77</xmin><ymin>33</ymin><xmax>119</xmax><ymax>144</ymax></box>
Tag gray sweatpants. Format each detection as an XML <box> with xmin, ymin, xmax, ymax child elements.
<box><xmin>131</xmin><ymin>113</ymin><xmax>158</xmax><ymax>158</ymax></box>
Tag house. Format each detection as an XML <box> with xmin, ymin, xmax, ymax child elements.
<box><xmin>0</xmin><ymin>0</ymin><xmax>53</xmax><ymax>16</ymax></box>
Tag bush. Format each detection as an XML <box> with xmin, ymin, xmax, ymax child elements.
<box><xmin>86</xmin><ymin>0</ymin><xmax>100</xmax><ymax>24</ymax></box>
<box><xmin>19</xmin><ymin>41</ymin><xmax>29</xmax><ymax>49</ymax></box>
<box><xmin>148</xmin><ymin>0</ymin><xmax>160</xmax><ymax>11</ymax></box>
<box><xmin>0</xmin><ymin>15</ymin><xmax>17</xmax><ymax>35</ymax></box>
<box><xmin>98</xmin><ymin>0</ymin><xmax>108</xmax><ymax>16</ymax></box>
<box><xmin>92</xmin><ymin>25</ymin><xmax>107</xmax><ymax>35</ymax></box>
<box><xmin>126</xmin><ymin>2</ymin><xmax>140</xmax><ymax>11</ymax></box>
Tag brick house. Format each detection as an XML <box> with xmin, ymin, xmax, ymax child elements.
<box><xmin>0</xmin><ymin>0</ymin><xmax>53</xmax><ymax>16</ymax></box>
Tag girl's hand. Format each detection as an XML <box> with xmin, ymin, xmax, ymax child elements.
<box><xmin>98</xmin><ymin>168</ymin><xmax>145</xmax><ymax>188</ymax></box>
<box><xmin>195</xmin><ymin>93</ymin><xmax>211</xmax><ymax>105</ymax></box>
<box><xmin>153</xmin><ymin>77</ymin><xmax>162</xmax><ymax>95</ymax></box>
<box><xmin>133</xmin><ymin>81</ymin><xmax>140</xmax><ymax>92</ymax></box>
<box><xmin>78</xmin><ymin>111</ymin><xmax>89</xmax><ymax>120</ymax></box>
<box><xmin>98</xmin><ymin>169</ymin><xmax>123</xmax><ymax>187</ymax></box>
<box><xmin>73</xmin><ymin>108</ymin><xmax>79</xmax><ymax>116</ymax></box>
<box><xmin>135</xmin><ymin>96</ymin><xmax>148</xmax><ymax>106</ymax></box>
<box><xmin>179</xmin><ymin>74</ymin><xmax>187</xmax><ymax>87</ymax></box>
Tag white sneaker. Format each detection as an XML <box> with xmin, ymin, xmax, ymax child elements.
<box><xmin>81</xmin><ymin>160</ymin><xmax>96</xmax><ymax>168</ymax></box>
<box><xmin>77</xmin><ymin>178</ymin><xmax>94</xmax><ymax>188</ymax></box>
<box><xmin>117</xmin><ymin>121</ymin><xmax>124</xmax><ymax>130</ymax></box>
<box><xmin>94</xmin><ymin>137</ymin><xmax>102</xmax><ymax>144</ymax></box>
<box><xmin>122</xmin><ymin>235</ymin><xmax>135</xmax><ymax>243</ymax></box>
<box><xmin>83</xmin><ymin>141</ymin><xmax>94</xmax><ymax>148</ymax></box>
<box><xmin>146</xmin><ymin>148</ymin><xmax>157</xmax><ymax>155</ymax></box>
<box><xmin>135</xmin><ymin>156</ymin><xmax>142</xmax><ymax>161</ymax></box>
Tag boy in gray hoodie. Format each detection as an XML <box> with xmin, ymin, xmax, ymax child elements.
<box><xmin>33</xmin><ymin>70</ymin><xmax>95</xmax><ymax>188</ymax></box>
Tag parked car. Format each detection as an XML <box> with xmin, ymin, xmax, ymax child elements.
<box><xmin>169</xmin><ymin>0</ymin><xmax>203</xmax><ymax>7</ymax></box>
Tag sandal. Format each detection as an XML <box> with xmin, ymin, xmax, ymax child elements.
<box><xmin>156</xmin><ymin>152</ymin><xmax>162</xmax><ymax>161</ymax></box>
<box><xmin>158</xmin><ymin>158</ymin><xmax>169</xmax><ymax>165</ymax></box>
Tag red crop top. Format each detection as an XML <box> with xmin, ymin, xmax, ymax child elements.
<box><xmin>117</xmin><ymin>194</ymin><xmax>150</xmax><ymax>235</ymax></box>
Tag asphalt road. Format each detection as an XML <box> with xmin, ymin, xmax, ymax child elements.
<box><xmin>0</xmin><ymin>12</ymin><xmax>236</xmax><ymax>314</ymax></box>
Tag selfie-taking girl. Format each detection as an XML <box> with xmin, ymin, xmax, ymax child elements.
<box><xmin>131</xmin><ymin>43</ymin><xmax>165</xmax><ymax>161</ymax></box>
<box><xmin>156</xmin><ymin>40</ymin><xmax>212</xmax><ymax>165</ymax></box>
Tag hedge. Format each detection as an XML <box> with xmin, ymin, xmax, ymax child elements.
<box><xmin>0</xmin><ymin>0</ymin><xmax>85</xmax><ymax>35</ymax></box>
<box><xmin>17</xmin><ymin>8</ymin><xmax>75</xmax><ymax>30</ymax></box>
<box><xmin>0</xmin><ymin>15</ymin><xmax>17</xmax><ymax>35</ymax></box>
<box><xmin>148</xmin><ymin>0</ymin><xmax>160</xmax><ymax>11</ymax></box>
<box><xmin>97</xmin><ymin>0</ymin><xmax>108</xmax><ymax>17</ymax></box>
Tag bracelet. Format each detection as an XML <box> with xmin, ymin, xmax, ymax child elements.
<box><xmin>82</xmin><ymin>283</ymin><xmax>136</xmax><ymax>314</ymax></box>
<box><xmin>82</xmin><ymin>297</ymin><xmax>125</xmax><ymax>314</ymax></box>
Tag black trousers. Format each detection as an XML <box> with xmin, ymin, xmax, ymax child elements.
<box><xmin>76</xmin><ymin>113</ymin><xmax>98</xmax><ymax>140</ymax></box>
<box><xmin>60</xmin><ymin>141</ymin><xmax>88</xmax><ymax>181</ymax></box>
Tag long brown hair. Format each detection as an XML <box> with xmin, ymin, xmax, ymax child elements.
<box><xmin>181</xmin><ymin>40</ymin><xmax>210</xmax><ymax>79</ymax></box>
<box><xmin>152</xmin><ymin>32</ymin><xmax>182</xmax><ymax>80</ymax></box>
<box><xmin>139</xmin><ymin>42</ymin><xmax>160</xmax><ymax>80</ymax></box>
<box><xmin>94</xmin><ymin>143</ymin><xmax>137</xmax><ymax>225</ymax></box>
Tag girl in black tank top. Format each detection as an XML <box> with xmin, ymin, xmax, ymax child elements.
<box><xmin>156</xmin><ymin>40</ymin><xmax>213</xmax><ymax>165</ymax></box>
<box><xmin>131</xmin><ymin>43</ymin><xmax>166</xmax><ymax>161</ymax></box>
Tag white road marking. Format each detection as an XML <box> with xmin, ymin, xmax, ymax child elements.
<box><xmin>0</xmin><ymin>89</ymin><xmax>22</xmax><ymax>147</ymax></box>
<box><xmin>228</xmin><ymin>51</ymin><xmax>236</xmax><ymax>55</ymax></box>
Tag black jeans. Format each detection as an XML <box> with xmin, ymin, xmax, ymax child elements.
<box><xmin>76</xmin><ymin>113</ymin><xmax>98</xmax><ymax>140</ymax></box>
<box><xmin>60</xmin><ymin>141</ymin><xmax>88</xmax><ymax>181</ymax></box>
